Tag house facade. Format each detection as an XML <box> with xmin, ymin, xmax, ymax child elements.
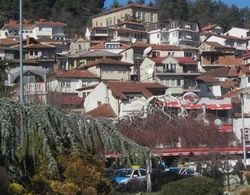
<box><xmin>84</xmin><ymin>81</ymin><xmax>166</xmax><ymax>117</ymax></box>
<box><xmin>91</xmin><ymin>3</ymin><xmax>158</xmax><ymax>28</ymax></box>
<box><xmin>148</xmin><ymin>20</ymin><xmax>200</xmax><ymax>47</ymax></box>
<box><xmin>140</xmin><ymin>56</ymin><xmax>200</xmax><ymax>95</ymax></box>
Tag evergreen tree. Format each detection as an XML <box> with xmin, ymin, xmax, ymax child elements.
<box><xmin>111</xmin><ymin>0</ymin><xmax>120</xmax><ymax>8</ymax></box>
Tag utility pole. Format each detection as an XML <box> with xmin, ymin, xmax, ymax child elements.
<box><xmin>19</xmin><ymin>0</ymin><xmax>24</xmax><ymax>103</ymax></box>
<box><xmin>146</xmin><ymin>152</ymin><xmax>152</xmax><ymax>192</ymax></box>
<box><xmin>241</xmin><ymin>93</ymin><xmax>247</xmax><ymax>165</ymax></box>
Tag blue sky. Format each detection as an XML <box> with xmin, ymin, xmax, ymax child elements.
<box><xmin>104</xmin><ymin>0</ymin><xmax>249</xmax><ymax>9</ymax></box>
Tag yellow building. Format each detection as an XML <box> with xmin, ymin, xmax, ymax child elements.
<box><xmin>91</xmin><ymin>3</ymin><xmax>158</xmax><ymax>28</ymax></box>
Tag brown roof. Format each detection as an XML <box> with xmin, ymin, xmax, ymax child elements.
<box><xmin>152</xmin><ymin>44</ymin><xmax>181</xmax><ymax>51</ymax></box>
<box><xmin>215</xmin><ymin>34</ymin><xmax>245</xmax><ymax>41</ymax></box>
<box><xmin>76</xmin><ymin>84</ymin><xmax>98</xmax><ymax>91</ymax></box>
<box><xmin>201</xmin><ymin>24</ymin><xmax>218</xmax><ymax>32</ymax></box>
<box><xmin>151</xmin><ymin>57</ymin><xmax>164</xmax><ymax>64</ymax></box>
<box><xmin>223</xmin><ymin>89</ymin><xmax>241</xmax><ymax>98</ymax></box>
<box><xmin>0</xmin><ymin>38</ymin><xmax>19</xmax><ymax>46</ymax></box>
<box><xmin>117</xmin><ymin>28</ymin><xmax>147</xmax><ymax>34</ymax></box>
<box><xmin>106</xmin><ymin>81</ymin><xmax>166</xmax><ymax>100</ymax></box>
<box><xmin>196</xmin><ymin>75</ymin><xmax>218</xmax><ymax>83</ymax></box>
<box><xmin>35</xmin><ymin>19</ymin><xmax>66</xmax><ymax>27</ymax></box>
<box><xmin>220</xmin><ymin>80</ymin><xmax>238</xmax><ymax>89</ymax></box>
<box><xmin>82</xmin><ymin>58</ymin><xmax>133</xmax><ymax>69</ymax></box>
<box><xmin>86</xmin><ymin>103</ymin><xmax>117</xmax><ymax>118</ymax></box>
<box><xmin>175</xmin><ymin>57</ymin><xmax>197</xmax><ymax>65</ymax></box>
<box><xmin>55</xmin><ymin>70</ymin><xmax>99</xmax><ymax>79</ymax></box>
<box><xmin>4</xmin><ymin>19</ymin><xmax>34</xmax><ymax>29</ymax></box>
<box><xmin>239</xmin><ymin>64</ymin><xmax>250</xmax><ymax>74</ymax></box>
<box><xmin>205</xmin><ymin>42</ymin><xmax>235</xmax><ymax>50</ymax></box>
<box><xmin>23</xmin><ymin>43</ymin><xmax>55</xmax><ymax>49</ymax></box>
<box><xmin>131</xmin><ymin>42</ymin><xmax>150</xmax><ymax>48</ymax></box>
<box><xmin>91</xmin><ymin>3</ymin><xmax>157</xmax><ymax>18</ymax></box>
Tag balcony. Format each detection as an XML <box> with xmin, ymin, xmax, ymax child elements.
<box><xmin>24</xmin><ymin>82</ymin><xmax>47</xmax><ymax>95</ymax></box>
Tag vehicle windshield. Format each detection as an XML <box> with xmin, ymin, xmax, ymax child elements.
<box><xmin>115</xmin><ymin>169</ymin><xmax>132</xmax><ymax>177</ymax></box>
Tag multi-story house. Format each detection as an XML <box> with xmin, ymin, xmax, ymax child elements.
<box><xmin>199</xmin><ymin>41</ymin><xmax>240</xmax><ymax>70</ymax></box>
<box><xmin>84</xmin><ymin>81</ymin><xmax>167</xmax><ymax>117</ymax></box>
<box><xmin>0</xmin><ymin>19</ymin><xmax>66</xmax><ymax>40</ymax></box>
<box><xmin>91</xmin><ymin>3</ymin><xmax>158</xmax><ymax>28</ymax></box>
<box><xmin>225</xmin><ymin>27</ymin><xmax>250</xmax><ymax>50</ymax></box>
<box><xmin>140</xmin><ymin>56</ymin><xmax>201</xmax><ymax>95</ymax></box>
<box><xmin>206</xmin><ymin>34</ymin><xmax>248</xmax><ymax>56</ymax></box>
<box><xmin>85</xmin><ymin>27</ymin><xmax>115</xmax><ymax>42</ymax></box>
<box><xmin>113</xmin><ymin>21</ymin><xmax>148</xmax><ymax>43</ymax></box>
<box><xmin>79</xmin><ymin>57</ymin><xmax>133</xmax><ymax>81</ymax></box>
<box><xmin>148</xmin><ymin>20</ymin><xmax>200</xmax><ymax>47</ymax></box>
<box><xmin>201</xmin><ymin>23</ymin><xmax>223</xmax><ymax>35</ymax></box>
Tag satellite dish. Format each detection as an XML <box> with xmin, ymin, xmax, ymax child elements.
<box><xmin>143</xmin><ymin>47</ymin><xmax>153</xmax><ymax>56</ymax></box>
<box><xmin>147</xmin><ymin>68</ymin><xmax>154</xmax><ymax>75</ymax></box>
<box><xmin>131</xmin><ymin>38</ymin><xmax>137</xmax><ymax>44</ymax></box>
<box><xmin>214</xmin><ymin>119</ymin><xmax>222</xmax><ymax>127</ymax></box>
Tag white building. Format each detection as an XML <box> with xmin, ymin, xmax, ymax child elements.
<box><xmin>84</xmin><ymin>81</ymin><xmax>167</xmax><ymax>117</ymax></box>
<box><xmin>148</xmin><ymin>20</ymin><xmax>200</xmax><ymax>47</ymax></box>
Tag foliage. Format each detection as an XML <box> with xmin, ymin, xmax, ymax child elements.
<box><xmin>0</xmin><ymin>0</ymin><xmax>105</xmax><ymax>36</ymax></box>
<box><xmin>240</xmin><ymin>187</ymin><xmax>250</xmax><ymax>195</ymax></box>
<box><xmin>8</xmin><ymin>183</ymin><xmax>25</xmax><ymax>194</ymax></box>
<box><xmin>0</xmin><ymin>166</ymin><xmax>12</xmax><ymax>195</ymax></box>
<box><xmin>159</xmin><ymin>176</ymin><xmax>222</xmax><ymax>195</ymax></box>
<box><xmin>151</xmin><ymin>170</ymin><xmax>186</xmax><ymax>191</ymax></box>
<box><xmin>0</xmin><ymin>99</ymin><xmax>149</xmax><ymax>192</ymax></box>
<box><xmin>155</xmin><ymin>0</ymin><xmax>250</xmax><ymax>30</ymax></box>
<box><xmin>118</xmin><ymin>111</ymin><xmax>234</xmax><ymax>148</ymax></box>
<box><xmin>244</xmin><ymin>171</ymin><xmax>250</xmax><ymax>184</ymax></box>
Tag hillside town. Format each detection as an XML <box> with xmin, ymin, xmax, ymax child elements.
<box><xmin>1</xmin><ymin>1</ymin><xmax>250</xmax><ymax>194</ymax></box>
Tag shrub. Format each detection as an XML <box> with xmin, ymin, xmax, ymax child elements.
<box><xmin>244</xmin><ymin>171</ymin><xmax>250</xmax><ymax>184</ymax></box>
<box><xmin>151</xmin><ymin>170</ymin><xmax>186</xmax><ymax>191</ymax></box>
<box><xmin>159</xmin><ymin>176</ymin><xmax>222</xmax><ymax>195</ymax></box>
<box><xmin>0</xmin><ymin>166</ymin><xmax>12</xmax><ymax>195</ymax></box>
<box><xmin>8</xmin><ymin>183</ymin><xmax>25</xmax><ymax>194</ymax></box>
<box><xmin>240</xmin><ymin>187</ymin><xmax>250</xmax><ymax>195</ymax></box>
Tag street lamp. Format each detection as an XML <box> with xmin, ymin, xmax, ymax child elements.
<box><xmin>19</xmin><ymin>0</ymin><xmax>24</xmax><ymax>103</ymax></box>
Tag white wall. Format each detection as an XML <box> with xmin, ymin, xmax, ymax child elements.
<box><xmin>84</xmin><ymin>82</ymin><xmax>107</xmax><ymax>112</ymax></box>
<box><xmin>206</xmin><ymin>36</ymin><xmax>225</xmax><ymax>45</ymax></box>
<box><xmin>149</xmin><ymin>30</ymin><xmax>161</xmax><ymax>45</ymax></box>
<box><xmin>140</xmin><ymin>58</ymin><xmax>155</xmax><ymax>82</ymax></box>
<box><xmin>226</xmin><ymin>27</ymin><xmax>249</xmax><ymax>38</ymax></box>
<box><xmin>233</xmin><ymin>118</ymin><xmax>250</xmax><ymax>142</ymax></box>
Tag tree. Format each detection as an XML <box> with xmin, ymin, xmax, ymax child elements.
<box><xmin>111</xmin><ymin>0</ymin><xmax>120</xmax><ymax>8</ymax></box>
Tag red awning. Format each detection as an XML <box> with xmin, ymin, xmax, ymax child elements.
<box><xmin>206</xmin><ymin>104</ymin><xmax>231</xmax><ymax>110</ymax></box>
<box><xmin>219</xmin><ymin>124</ymin><xmax>233</xmax><ymax>132</ymax></box>
<box><xmin>165</xmin><ymin>101</ymin><xmax>180</xmax><ymax>108</ymax></box>
<box><xmin>184</xmin><ymin>104</ymin><xmax>201</xmax><ymax>109</ymax></box>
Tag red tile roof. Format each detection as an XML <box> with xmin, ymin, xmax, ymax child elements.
<box><xmin>201</xmin><ymin>24</ymin><xmax>218</xmax><ymax>32</ymax></box>
<box><xmin>35</xmin><ymin>19</ymin><xmax>66</xmax><ymax>27</ymax></box>
<box><xmin>205</xmin><ymin>42</ymin><xmax>235</xmax><ymax>50</ymax></box>
<box><xmin>215</xmin><ymin>34</ymin><xmax>245</xmax><ymax>41</ymax></box>
<box><xmin>151</xmin><ymin>57</ymin><xmax>164</xmax><ymax>64</ymax></box>
<box><xmin>86</xmin><ymin>103</ymin><xmax>117</xmax><ymax>118</ymax></box>
<box><xmin>92</xmin><ymin>42</ymin><xmax>130</xmax><ymax>49</ymax></box>
<box><xmin>55</xmin><ymin>70</ymin><xmax>99</xmax><ymax>79</ymax></box>
<box><xmin>82</xmin><ymin>58</ymin><xmax>133</xmax><ymax>69</ymax></box>
<box><xmin>23</xmin><ymin>43</ymin><xmax>55</xmax><ymax>49</ymax></box>
<box><xmin>239</xmin><ymin>64</ymin><xmax>250</xmax><ymax>74</ymax></box>
<box><xmin>117</xmin><ymin>27</ymin><xmax>147</xmax><ymax>34</ymax></box>
<box><xmin>175</xmin><ymin>57</ymin><xmax>197</xmax><ymax>65</ymax></box>
<box><xmin>152</xmin><ymin>44</ymin><xmax>181</xmax><ymax>51</ymax></box>
<box><xmin>55</xmin><ymin>95</ymin><xmax>84</xmax><ymax>106</ymax></box>
<box><xmin>106</xmin><ymin>81</ymin><xmax>166</xmax><ymax>100</ymax></box>
<box><xmin>243</xmin><ymin>51</ymin><xmax>250</xmax><ymax>59</ymax></box>
<box><xmin>0</xmin><ymin>38</ymin><xmax>19</xmax><ymax>46</ymax></box>
<box><xmin>196</xmin><ymin>75</ymin><xmax>218</xmax><ymax>83</ymax></box>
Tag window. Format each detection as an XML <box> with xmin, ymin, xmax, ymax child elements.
<box><xmin>30</xmin><ymin>51</ymin><xmax>33</xmax><ymax>56</ymax></box>
<box><xmin>150</xmin><ymin>13</ymin><xmax>153</xmax><ymax>22</ymax></box>
<box><xmin>177</xmin><ymin>79</ymin><xmax>181</xmax><ymax>86</ymax></box>
<box><xmin>23</xmin><ymin>76</ymin><xmax>35</xmax><ymax>84</ymax></box>
<box><xmin>157</xmin><ymin>33</ymin><xmax>160</xmax><ymax>39</ymax></box>
<box><xmin>248</xmin><ymin>76</ymin><xmax>250</xmax><ymax>83</ymax></box>
<box><xmin>82</xmin><ymin>81</ymin><xmax>87</xmax><ymax>87</ymax></box>
<box><xmin>66</xmin><ymin>82</ymin><xmax>71</xmax><ymax>88</ymax></box>
<box><xmin>97</xmin><ymin>101</ymin><xmax>102</xmax><ymax>107</ymax></box>
<box><xmin>140</xmin><ymin>169</ymin><xmax>147</xmax><ymax>176</ymax></box>
<box><xmin>34</xmin><ymin>51</ymin><xmax>38</xmax><ymax>55</ymax></box>
<box><xmin>207</xmin><ymin>85</ymin><xmax>213</xmax><ymax>92</ymax></box>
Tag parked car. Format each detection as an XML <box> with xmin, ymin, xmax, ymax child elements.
<box><xmin>112</xmin><ymin>167</ymin><xmax>147</xmax><ymax>192</ymax></box>
<box><xmin>167</xmin><ymin>167</ymin><xmax>200</xmax><ymax>177</ymax></box>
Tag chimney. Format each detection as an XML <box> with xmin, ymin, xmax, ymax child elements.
<box><xmin>26</xmin><ymin>35</ymin><xmax>30</xmax><ymax>45</ymax></box>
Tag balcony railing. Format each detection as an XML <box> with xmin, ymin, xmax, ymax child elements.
<box><xmin>24</xmin><ymin>82</ymin><xmax>47</xmax><ymax>95</ymax></box>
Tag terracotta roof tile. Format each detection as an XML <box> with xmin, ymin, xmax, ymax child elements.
<box><xmin>151</xmin><ymin>57</ymin><xmax>164</xmax><ymax>64</ymax></box>
<box><xmin>106</xmin><ymin>81</ymin><xmax>166</xmax><ymax>100</ymax></box>
<box><xmin>239</xmin><ymin>64</ymin><xmax>250</xmax><ymax>74</ymax></box>
<box><xmin>23</xmin><ymin>43</ymin><xmax>55</xmax><ymax>49</ymax></box>
<box><xmin>35</xmin><ymin>19</ymin><xmax>66</xmax><ymax>27</ymax></box>
<box><xmin>215</xmin><ymin>34</ymin><xmax>245</xmax><ymax>41</ymax></box>
<box><xmin>220</xmin><ymin>80</ymin><xmax>238</xmax><ymax>89</ymax></box>
<box><xmin>55</xmin><ymin>70</ymin><xmax>99</xmax><ymax>79</ymax></box>
<box><xmin>81</xmin><ymin>58</ymin><xmax>133</xmax><ymax>69</ymax></box>
<box><xmin>196</xmin><ymin>75</ymin><xmax>218</xmax><ymax>83</ymax></box>
<box><xmin>151</xmin><ymin>44</ymin><xmax>181</xmax><ymax>51</ymax></box>
<box><xmin>86</xmin><ymin>103</ymin><xmax>117</xmax><ymax>118</ymax></box>
<box><xmin>201</xmin><ymin>24</ymin><xmax>218</xmax><ymax>31</ymax></box>
<box><xmin>205</xmin><ymin>41</ymin><xmax>235</xmax><ymax>50</ymax></box>
<box><xmin>117</xmin><ymin>27</ymin><xmax>147</xmax><ymax>34</ymax></box>
<box><xmin>223</xmin><ymin>89</ymin><xmax>241</xmax><ymax>98</ymax></box>
<box><xmin>175</xmin><ymin>57</ymin><xmax>197</xmax><ymax>64</ymax></box>
<box><xmin>0</xmin><ymin>38</ymin><xmax>19</xmax><ymax>46</ymax></box>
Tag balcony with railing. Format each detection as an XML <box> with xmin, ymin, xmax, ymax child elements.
<box><xmin>24</xmin><ymin>82</ymin><xmax>47</xmax><ymax>95</ymax></box>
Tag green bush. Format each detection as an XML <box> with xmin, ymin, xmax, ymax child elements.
<box><xmin>159</xmin><ymin>176</ymin><xmax>222</xmax><ymax>195</ymax></box>
<box><xmin>151</xmin><ymin>170</ymin><xmax>187</xmax><ymax>191</ymax></box>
